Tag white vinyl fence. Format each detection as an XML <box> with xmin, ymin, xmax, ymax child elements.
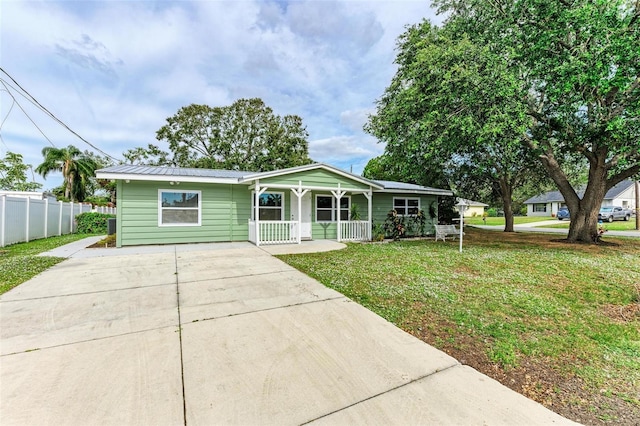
<box><xmin>0</xmin><ymin>195</ymin><xmax>116</xmax><ymax>247</ymax></box>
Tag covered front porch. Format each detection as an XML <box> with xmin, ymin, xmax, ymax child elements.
<box><xmin>247</xmin><ymin>179</ymin><xmax>374</xmax><ymax>246</ymax></box>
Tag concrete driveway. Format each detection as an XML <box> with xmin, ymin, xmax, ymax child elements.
<box><xmin>0</xmin><ymin>241</ymin><xmax>576</xmax><ymax>425</ymax></box>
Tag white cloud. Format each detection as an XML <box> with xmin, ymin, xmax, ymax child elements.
<box><xmin>310</xmin><ymin>135</ymin><xmax>384</xmax><ymax>162</ymax></box>
<box><xmin>1</xmin><ymin>0</ymin><xmax>437</xmax><ymax>189</ymax></box>
<box><xmin>340</xmin><ymin>108</ymin><xmax>376</xmax><ymax>133</ymax></box>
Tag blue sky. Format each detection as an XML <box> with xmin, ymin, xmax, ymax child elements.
<box><xmin>1</xmin><ymin>0</ymin><xmax>441</xmax><ymax>190</ymax></box>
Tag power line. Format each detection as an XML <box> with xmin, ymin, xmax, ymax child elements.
<box><xmin>0</xmin><ymin>67</ymin><xmax>121</xmax><ymax>162</ymax></box>
<box><xmin>1</xmin><ymin>81</ymin><xmax>57</xmax><ymax>147</ymax></box>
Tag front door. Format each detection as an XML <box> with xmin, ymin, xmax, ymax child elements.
<box><xmin>291</xmin><ymin>192</ymin><xmax>312</xmax><ymax>239</ymax></box>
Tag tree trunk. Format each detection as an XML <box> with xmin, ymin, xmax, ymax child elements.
<box><xmin>67</xmin><ymin>173</ymin><xmax>74</xmax><ymax>202</ymax></box>
<box><xmin>566</xmin><ymin>175</ymin><xmax>608</xmax><ymax>242</ymax></box>
<box><xmin>498</xmin><ymin>177</ymin><xmax>515</xmax><ymax>232</ymax></box>
<box><xmin>536</xmin><ymin>147</ymin><xmax>608</xmax><ymax>243</ymax></box>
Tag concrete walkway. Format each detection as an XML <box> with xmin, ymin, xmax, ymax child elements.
<box><xmin>1</xmin><ymin>239</ymin><xmax>577</xmax><ymax>425</ymax></box>
<box><xmin>475</xmin><ymin>219</ymin><xmax>640</xmax><ymax>238</ymax></box>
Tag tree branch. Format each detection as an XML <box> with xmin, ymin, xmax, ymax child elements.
<box><xmin>606</xmin><ymin>164</ymin><xmax>640</xmax><ymax>190</ymax></box>
<box><xmin>607</xmin><ymin>76</ymin><xmax>640</xmax><ymax>120</ymax></box>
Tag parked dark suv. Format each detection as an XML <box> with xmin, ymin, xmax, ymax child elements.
<box><xmin>557</xmin><ymin>208</ymin><xmax>570</xmax><ymax>220</ymax></box>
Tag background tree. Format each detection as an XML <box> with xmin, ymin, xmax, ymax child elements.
<box><xmin>155</xmin><ymin>98</ymin><xmax>312</xmax><ymax>171</ymax></box>
<box><xmin>429</xmin><ymin>0</ymin><xmax>640</xmax><ymax>242</ymax></box>
<box><xmin>366</xmin><ymin>23</ymin><xmax>542</xmax><ymax>231</ymax></box>
<box><xmin>122</xmin><ymin>144</ymin><xmax>172</xmax><ymax>166</ymax></box>
<box><xmin>0</xmin><ymin>152</ymin><xmax>42</xmax><ymax>192</ymax></box>
<box><xmin>35</xmin><ymin>145</ymin><xmax>98</xmax><ymax>202</ymax></box>
<box><xmin>83</xmin><ymin>150</ymin><xmax>116</xmax><ymax>205</ymax></box>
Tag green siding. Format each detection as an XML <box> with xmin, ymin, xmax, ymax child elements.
<box><xmin>117</xmin><ymin>181</ymin><xmax>253</xmax><ymax>247</ymax></box>
<box><xmin>115</xmin><ymin>177</ymin><xmax>439</xmax><ymax>246</ymax></box>
<box><xmin>260</xmin><ymin>169</ymin><xmax>371</xmax><ymax>191</ymax></box>
<box><xmin>371</xmin><ymin>193</ymin><xmax>439</xmax><ymax>235</ymax></box>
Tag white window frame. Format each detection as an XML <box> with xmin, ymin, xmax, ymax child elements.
<box><xmin>534</xmin><ymin>203</ymin><xmax>547</xmax><ymax>213</ymax></box>
<box><xmin>158</xmin><ymin>189</ymin><xmax>201</xmax><ymax>227</ymax></box>
<box><xmin>251</xmin><ymin>191</ymin><xmax>284</xmax><ymax>221</ymax></box>
<box><xmin>393</xmin><ymin>197</ymin><xmax>420</xmax><ymax>216</ymax></box>
<box><xmin>315</xmin><ymin>194</ymin><xmax>350</xmax><ymax>222</ymax></box>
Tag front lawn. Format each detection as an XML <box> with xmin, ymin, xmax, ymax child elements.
<box><xmin>0</xmin><ymin>234</ymin><xmax>97</xmax><ymax>295</ymax></box>
<box><xmin>278</xmin><ymin>228</ymin><xmax>640</xmax><ymax>425</ymax></box>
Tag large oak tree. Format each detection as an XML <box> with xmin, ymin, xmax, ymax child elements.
<box><xmin>369</xmin><ymin>0</ymin><xmax>640</xmax><ymax>242</ymax></box>
<box><xmin>366</xmin><ymin>23</ymin><xmax>541</xmax><ymax>231</ymax></box>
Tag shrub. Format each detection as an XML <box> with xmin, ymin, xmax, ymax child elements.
<box><xmin>408</xmin><ymin>209</ymin><xmax>428</xmax><ymax>237</ymax></box>
<box><xmin>371</xmin><ymin>223</ymin><xmax>385</xmax><ymax>241</ymax></box>
<box><xmin>487</xmin><ymin>208</ymin><xmax>498</xmax><ymax>217</ymax></box>
<box><xmin>383</xmin><ymin>210</ymin><xmax>406</xmax><ymax>240</ymax></box>
<box><xmin>350</xmin><ymin>204</ymin><xmax>361</xmax><ymax>221</ymax></box>
<box><xmin>75</xmin><ymin>212</ymin><xmax>115</xmax><ymax>234</ymax></box>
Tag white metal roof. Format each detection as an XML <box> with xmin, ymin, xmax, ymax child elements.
<box><xmin>96</xmin><ymin>164</ymin><xmax>453</xmax><ymax>196</ymax></box>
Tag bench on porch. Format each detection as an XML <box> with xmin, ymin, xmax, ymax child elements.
<box><xmin>434</xmin><ymin>224</ymin><xmax>461</xmax><ymax>242</ymax></box>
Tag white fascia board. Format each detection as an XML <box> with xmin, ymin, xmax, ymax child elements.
<box><xmin>241</xmin><ymin>163</ymin><xmax>383</xmax><ymax>190</ymax></box>
<box><xmin>375</xmin><ymin>189</ymin><xmax>454</xmax><ymax>196</ymax></box>
<box><xmin>95</xmin><ymin>172</ymin><xmax>241</xmax><ymax>185</ymax></box>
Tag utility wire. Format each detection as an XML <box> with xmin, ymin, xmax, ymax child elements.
<box><xmin>1</xmin><ymin>81</ymin><xmax>57</xmax><ymax>147</ymax></box>
<box><xmin>0</xmin><ymin>67</ymin><xmax>121</xmax><ymax>162</ymax></box>
<box><xmin>0</xmin><ymin>88</ymin><xmax>13</xmax><ymax>151</ymax></box>
<box><xmin>0</xmin><ymin>87</ymin><xmax>15</xmax><ymax>132</ymax></box>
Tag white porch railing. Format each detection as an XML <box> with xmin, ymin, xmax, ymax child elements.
<box><xmin>248</xmin><ymin>220</ymin><xmax>298</xmax><ymax>245</ymax></box>
<box><xmin>340</xmin><ymin>220</ymin><xmax>370</xmax><ymax>242</ymax></box>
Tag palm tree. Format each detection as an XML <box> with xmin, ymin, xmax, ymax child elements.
<box><xmin>36</xmin><ymin>145</ymin><xmax>98</xmax><ymax>201</ymax></box>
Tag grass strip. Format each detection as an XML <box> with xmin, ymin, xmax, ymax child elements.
<box><xmin>0</xmin><ymin>234</ymin><xmax>98</xmax><ymax>295</ymax></box>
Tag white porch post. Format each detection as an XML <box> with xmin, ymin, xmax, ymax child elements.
<box><xmin>364</xmin><ymin>189</ymin><xmax>373</xmax><ymax>240</ymax></box>
<box><xmin>331</xmin><ymin>183</ymin><xmax>346</xmax><ymax>242</ymax></box>
<box><xmin>290</xmin><ymin>181</ymin><xmax>309</xmax><ymax>244</ymax></box>
<box><xmin>254</xmin><ymin>180</ymin><xmax>267</xmax><ymax>246</ymax></box>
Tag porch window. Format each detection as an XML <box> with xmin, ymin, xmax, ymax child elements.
<box><xmin>393</xmin><ymin>197</ymin><xmax>420</xmax><ymax>215</ymax></box>
<box><xmin>316</xmin><ymin>195</ymin><xmax>350</xmax><ymax>222</ymax></box>
<box><xmin>158</xmin><ymin>190</ymin><xmax>201</xmax><ymax>226</ymax></box>
<box><xmin>252</xmin><ymin>192</ymin><xmax>284</xmax><ymax>220</ymax></box>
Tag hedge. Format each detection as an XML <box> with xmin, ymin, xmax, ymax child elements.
<box><xmin>75</xmin><ymin>212</ymin><xmax>115</xmax><ymax>234</ymax></box>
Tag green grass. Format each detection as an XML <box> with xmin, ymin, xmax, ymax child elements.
<box><xmin>278</xmin><ymin>229</ymin><xmax>640</xmax><ymax>423</ymax></box>
<box><xmin>0</xmin><ymin>234</ymin><xmax>98</xmax><ymax>295</ymax></box>
<box><xmin>464</xmin><ymin>216</ymin><xmax>551</xmax><ymax>225</ymax></box>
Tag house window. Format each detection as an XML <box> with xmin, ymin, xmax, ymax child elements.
<box><xmin>252</xmin><ymin>192</ymin><xmax>284</xmax><ymax>221</ymax></box>
<box><xmin>534</xmin><ymin>203</ymin><xmax>547</xmax><ymax>213</ymax></box>
<box><xmin>316</xmin><ymin>195</ymin><xmax>350</xmax><ymax>222</ymax></box>
<box><xmin>159</xmin><ymin>190</ymin><xmax>201</xmax><ymax>226</ymax></box>
<box><xmin>393</xmin><ymin>197</ymin><xmax>420</xmax><ymax>215</ymax></box>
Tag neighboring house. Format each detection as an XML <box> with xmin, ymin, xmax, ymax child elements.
<box><xmin>524</xmin><ymin>180</ymin><xmax>637</xmax><ymax>217</ymax></box>
<box><xmin>96</xmin><ymin>163</ymin><xmax>453</xmax><ymax>247</ymax></box>
<box><xmin>455</xmin><ymin>198</ymin><xmax>488</xmax><ymax>217</ymax></box>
